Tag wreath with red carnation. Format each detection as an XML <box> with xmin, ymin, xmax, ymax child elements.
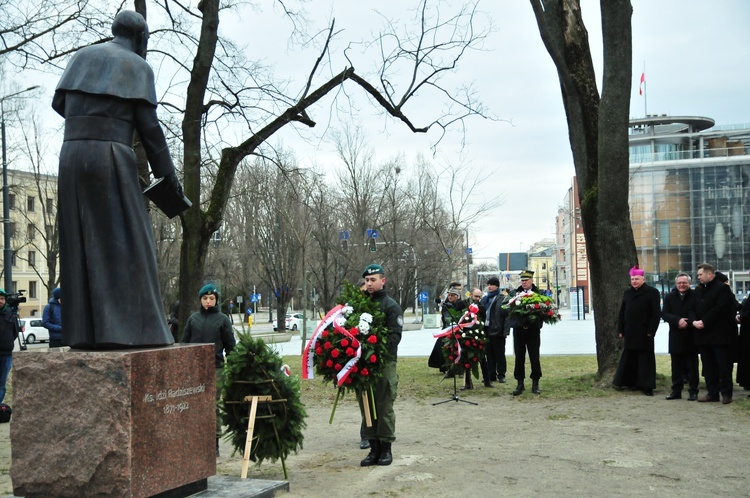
<box><xmin>435</xmin><ymin>303</ymin><xmax>486</xmax><ymax>379</ymax></box>
<box><xmin>301</xmin><ymin>282</ymin><xmax>391</xmax><ymax>421</ymax></box>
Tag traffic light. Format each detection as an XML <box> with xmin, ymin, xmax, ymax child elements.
<box><xmin>369</xmin><ymin>238</ymin><xmax>377</xmax><ymax>252</ymax></box>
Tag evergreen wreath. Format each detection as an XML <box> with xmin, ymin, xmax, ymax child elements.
<box><xmin>220</xmin><ymin>333</ymin><xmax>306</xmax><ymax>467</ymax></box>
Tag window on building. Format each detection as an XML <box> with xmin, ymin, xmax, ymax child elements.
<box><xmin>8</xmin><ymin>194</ymin><xmax>15</xmax><ymax>210</ymax></box>
<box><xmin>11</xmin><ymin>252</ymin><xmax>17</xmax><ymax>267</ymax></box>
<box><xmin>46</xmin><ymin>197</ymin><xmax>54</xmax><ymax>214</ymax></box>
<box><xmin>46</xmin><ymin>224</ymin><xmax>54</xmax><ymax>240</ymax></box>
<box><xmin>27</xmin><ymin>196</ymin><xmax>35</xmax><ymax>212</ymax></box>
<box><xmin>11</xmin><ymin>281</ymin><xmax>17</xmax><ymax>294</ymax></box>
<box><xmin>9</xmin><ymin>222</ymin><xmax>16</xmax><ymax>239</ymax></box>
<box><xmin>29</xmin><ymin>281</ymin><xmax>37</xmax><ymax>299</ymax></box>
<box><xmin>27</xmin><ymin>223</ymin><xmax>35</xmax><ymax>240</ymax></box>
<box><xmin>542</xmin><ymin>263</ymin><xmax>547</xmax><ymax>270</ymax></box>
<box><xmin>28</xmin><ymin>251</ymin><xmax>36</xmax><ymax>268</ymax></box>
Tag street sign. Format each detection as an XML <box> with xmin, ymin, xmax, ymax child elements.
<box><xmin>236</xmin><ymin>295</ymin><xmax>243</xmax><ymax>303</ymax></box>
<box><xmin>366</xmin><ymin>228</ymin><xmax>379</xmax><ymax>238</ymax></box>
<box><xmin>465</xmin><ymin>247</ymin><xmax>473</xmax><ymax>254</ymax></box>
<box><xmin>250</xmin><ymin>293</ymin><xmax>260</xmax><ymax>303</ymax></box>
<box><xmin>418</xmin><ymin>292</ymin><xmax>428</xmax><ymax>303</ymax></box>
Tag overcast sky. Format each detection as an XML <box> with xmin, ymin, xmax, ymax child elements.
<box><xmin>12</xmin><ymin>1</ymin><xmax>750</xmax><ymax>263</ymax></box>
<box><xmin>224</xmin><ymin>0</ymin><xmax>750</xmax><ymax>261</ymax></box>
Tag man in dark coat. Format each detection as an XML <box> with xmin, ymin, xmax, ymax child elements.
<box><xmin>428</xmin><ymin>286</ymin><xmax>465</xmax><ymax>371</ymax></box>
<box><xmin>42</xmin><ymin>288</ymin><xmax>63</xmax><ymax>348</ymax></box>
<box><xmin>691</xmin><ymin>263</ymin><xmax>737</xmax><ymax>404</ymax></box>
<box><xmin>613</xmin><ymin>265</ymin><xmax>661</xmax><ymax>396</ymax></box>
<box><xmin>661</xmin><ymin>274</ymin><xmax>699</xmax><ymax>400</ymax></box>
<box><xmin>509</xmin><ymin>270</ymin><xmax>544</xmax><ymax>395</ymax></box>
<box><xmin>52</xmin><ymin>11</ymin><xmax>183</xmax><ymax>348</ymax></box>
<box><xmin>480</xmin><ymin>277</ymin><xmax>508</xmax><ymax>384</ymax></box>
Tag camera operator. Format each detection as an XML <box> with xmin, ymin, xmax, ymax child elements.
<box><xmin>0</xmin><ymin>289</ymin><xmax>21</xmax><ymax>404</ymax></box>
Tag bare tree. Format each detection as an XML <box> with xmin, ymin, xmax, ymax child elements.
<box><xmin>531</xmin><ymin>0</ymin><xmax>636</xmax><ymax>378</ymax></box>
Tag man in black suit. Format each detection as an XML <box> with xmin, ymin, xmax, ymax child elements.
<box><xmin>692</xmin><ymin>263</ymin><xmax>737</xmax><ymax>404</ymax></box>
<box><xmin>509</xmin><ymin>270</ymin><xmax>544</xmax><ymax>395</ymax></box>
<box><xmin>661</xmin><ymin>273</ymin><xmax>699</xmax><ymax>401</ymax></box>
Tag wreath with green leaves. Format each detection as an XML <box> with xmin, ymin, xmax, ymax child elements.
<box><xmin>439</xmin><ymin>303</ymin><xmax>486</xmax><ymax>379</ymax></box>
<box><xmin>220</xmin><ymin>333</ymin><xmax>306</xmax><ymax>468</ymax></box>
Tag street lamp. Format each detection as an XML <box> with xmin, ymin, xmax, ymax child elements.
<box><xmin>2</xmin><ymin>85</ymin><xmax>40</xmax><ymax>291</ymax></box>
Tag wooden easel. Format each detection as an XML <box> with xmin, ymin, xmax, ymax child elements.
<box><xmin>241</xmin><ymin>395</ymin><xmax>271</xmax><ymax>478</ymax></box>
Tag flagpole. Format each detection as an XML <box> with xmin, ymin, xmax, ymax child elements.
<box><xmin>642</xmin><ymin>62</ymin><xmax>647</xmax><ymax>117</ymax></box>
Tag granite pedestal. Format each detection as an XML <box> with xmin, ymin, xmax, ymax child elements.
<box><xmin>10</xmin><ymin>344</ymin><xmax>216</xmax><ymax>497</ymax></box>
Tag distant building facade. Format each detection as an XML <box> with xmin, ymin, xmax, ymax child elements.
<box><xmin>0</xmin><ymin>169</ymin><xmax>58</xmax><ymax>317</ymax></box>
<box><xmin>629</xmin><ymin>115</ymin><xmax>750</xmax><ymax>297</ymax></box>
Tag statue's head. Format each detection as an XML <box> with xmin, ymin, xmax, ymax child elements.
<box><xmin>112</xmin><ymin>10</ymin><xmax>149</xmax><ymax>58</ymax></box>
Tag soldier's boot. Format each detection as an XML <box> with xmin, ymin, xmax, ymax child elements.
<box><xmin>378</xmin><ymin>442</ymin><xmax>393</xmax><ymax>466</ymax></box>
<box><xmin>532</xmin><ymin>380</ymin><xmax>541</xmax><ymax>394</ymax></box>
<box><xmin>512</xmin><ymin>380</ymin><xmax>525</xmax><ymax>396</ymax></box>
<box><xmin>360</xmin><ymin>440</ymin><xmax>381</xmax><ymax>467</ymax></box>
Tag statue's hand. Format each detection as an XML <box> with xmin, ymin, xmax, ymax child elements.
<box><xmin>162</xmin><ymin>172</ymin><xmax>184</xmax><ymax>197</ymax></box>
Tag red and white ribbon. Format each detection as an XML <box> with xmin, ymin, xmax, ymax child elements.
<box><xmin>432</xmin><ymin>311</ymin><xmax>477</xmax><ymax>364</ymax></box>
<box><xmin>302</xmin><ymin>304</ymin><xmax>345</xmax><ymax>380</ymax></box>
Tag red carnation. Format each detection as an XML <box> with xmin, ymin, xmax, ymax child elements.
<box><xmin>324</xmin><ymin>341</ymin><xmax>332</xmax><ymax>350</ymax></box>
<box><xmin>548</xmin><ymin>310</ymin><xmax>555</xmax><ymax>316</ymax></box>
<box><xmin>325</xmin><ymin>359</ymin><xmax>333</xmax><ymax>367</ymax></box>
<box><xmin>351</xmin><ymin>339</ymin><xmax>360</xmax><ymax>348</ymax></box>
<box><xmin>345</xmin><ymin>377</ymin><xmax>353</xmax><ymax>384</ymax></box>
<box><xmin>341</xmin><ymin>339</ymin><xmax>349</xmax><ymax>347</ymax></box>
<box><xmin>361</xmin><ymin>368</ymin><xmax>369</xmax><ymax>376</ymax></box>
<box><xmin>322</xmin><ymin>331</ymin><xmax>329</xmax><ymax>338</ymax></box>
<box><xmin>334</xmin><ymin>363</ymin><xmax>343</xmax><ymax>371</ymax></box>
<box><xmin>454</xmin><ymin>333</ymin><xmax>461</xmax><ymax>339</ymax></box>
<box><xmin>479</xmin><ymin>345</ymin><xmax>483</xmax><ymax>350</ymax></box>
<box><xmin>465</xmin><ymin>340</ymin><xmax>470</xmax><ymax>346</ymax></box>
<box><xmin>534</xmin><ymin>303</ymin><xmax>540</xmax><ymax>309</ymax></box>
<box><xmin>350</xmin><ymin>327</ymin><xmax>359</xmax><ymax>336</ymax></box>
<box><xmin>315</xmin><ymin>347</ymin><xmax>323</xmax><ymax>355</ymax></box>
<box><xmin>367</xmin><ymin>335</ymin><xmax>378</xmax><ymax>344</ymax></box>
<box><xmin>351</xmin><ymin>365</ymin><xmax>358</xmax><ymax>373</ymax></box>
<box><xmin>346</xmin><ymin>347</ymin><xmax>355</xmax><ymax>357</ymax></box>
<box><xmin>473</xmin><ymin>357</ymin><xmax>478</xmax><ymax>362</ymax></box>
<box><xmin>464</xmin><ymin>363</ymin><xmax>471</xmax><ymax>369</ymax></box>
<box><xmin>331</xmin><ymin>349</ymin><xmax>340</xmax><ymax>358</ymax></box>
<box><xmin>369</xmin><ymin>354</ymin><xmax>377</xmax><ymax>363</ymax></box>
<box><xmin>448</xmin><ymin>355</ymin><xmax>454</xmax><ymax>361</ymax></box>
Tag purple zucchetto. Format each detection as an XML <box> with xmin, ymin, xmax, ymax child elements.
<box><xmin>629</xmin><ymin>265</ymin><xmax>645</xmax><ymax>277</ymax></box>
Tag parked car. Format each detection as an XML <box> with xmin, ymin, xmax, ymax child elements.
<box><xmin>20</xmin><ymin>319</ymin><xmax>50</xmax><ymax>344</ymax></box>
<box><xmin>272</xmin><ymin>312</ymin><xmax>306</xmax><ymax>331</ymax></box>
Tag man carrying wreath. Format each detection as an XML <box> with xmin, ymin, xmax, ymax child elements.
<box><xmin>509</xmin><ymin>270</ymin><xmax>544</xmax><ymax>395</ymax></box>
<box><xmin>358</xmin><ymin>264</ymin><xmax>403</xmax><ymax>466</ymax></box>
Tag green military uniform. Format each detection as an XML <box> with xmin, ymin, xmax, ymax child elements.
<box><xmin>358</xmin><ymin>264</ymin><xmax>403</xmax><ymax>466</ymax></box>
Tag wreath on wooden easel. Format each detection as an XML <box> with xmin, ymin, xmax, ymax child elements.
<box><xmin>220</xmin><ymin>333</ymin><xmax>306</xmax><ymax>469</ymax></box>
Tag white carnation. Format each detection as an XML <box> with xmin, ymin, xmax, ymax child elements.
<box><xmin>359</xmin><ymin>322</ymin><xmax>370</xmax><ymax>334</ymax></box>
<box><xmin>360</xmin><ymin>313</ymin><xmax>373</xmax><ymax>324</ymax></box>
<box><xmin>342</xmin><ymin>305</ymin><xmax>354</xmax><ymax>316</ymax></box>
<box><xmin>335</xmin><ymin>316</ymin><xmax>347</xmax><ymax>327</ymax></box>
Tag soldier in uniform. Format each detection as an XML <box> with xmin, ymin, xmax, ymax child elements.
<box><xmin>358</xmin><ymin>264</ymin><xmax>403</xmax><ymax>467</ymax></box>
<box><xmin>509</xmin><ymin>270</ymin><xmax>544</xmax><ymax>395</ymax></box>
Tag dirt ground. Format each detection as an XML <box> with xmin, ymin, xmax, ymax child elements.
<box><xmin>213</xmin><ymin>385</ymin><xmax>750</xmax><ymax>498</ymax></box>
<box><xmin>3</xmin><ymin>386</ymin><xmax>749</xmax><ymax>497</ymax></box>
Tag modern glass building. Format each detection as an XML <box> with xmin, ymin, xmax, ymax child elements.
<box><xmin>628</xmin><ymin>115</ymin><xmax>750</xmax><ymax>296</ymax></box>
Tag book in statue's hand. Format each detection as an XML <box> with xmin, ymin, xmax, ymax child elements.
<box><xmin>143</xmin><ymin>177</ymin><xmax>192</xmax><ymax>219</ymax></box>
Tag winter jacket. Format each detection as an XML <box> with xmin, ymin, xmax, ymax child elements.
<box><xmin>182</xmin><ymin>306</ymin><xmax>236</xmax><ymax>368</ymax></box>
<box><xmin>369</xmin><ymin>288</ymin><xmax>403</xmax><ymax>360</ymax></box>
<box><xmin>43</xmin><ymin>298</ymin><xmax>63</xmax><ymax>341</ymax></box>
<box><xmin>0</xmin><ymin>307</ymin><xmax>19</xmax><ymax>356</ymax></box>
<box><xmin>692</xmin><ymin>278</ymin><xmax>738</xmax><ymax>347</ymax></box>
<box><xmin>481</xmin><ymin>290</ymin><xmax>508</xmax><ymax>337</ymax></box>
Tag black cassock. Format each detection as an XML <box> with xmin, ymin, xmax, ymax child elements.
<box><xmin>52</xmin><ymin>42</ymin><xmax>174</xmax><ymax>349</ymax></box>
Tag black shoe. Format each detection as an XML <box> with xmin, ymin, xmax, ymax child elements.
<box><xmin>483</xmin><ymin>379</ymin><xmax>494</xmax><ymax>388</ymax></box>
<box><xmin>360</xmin><ymin>438</ymin><xmax>370</xmax><ymax>449</ymax></box>
<box><xmin>512</xmin><ymin>381</ymin><xmax>525</xmax><ymax>396</ymax></box>
<box><xmin>697</xmin><ymin>395</ymin><xmax>720</xmax><ymax>403</ymax></box>
<box><xmin>531</xmin><ymin>381</ymin><xmax>541</xmax><ymax>394</ymax></box>
<box><xmin>498</xmin><ymin>376</ymin><xmax>507</xmax><ymax>383</ymax></box>
<box><xmin>687</xmin><ymin>393</ymin><xmax>698</xmax><ymax>401</ymax></box>
<box><xmin>360</xmin><ymin>440</ymin><xmax>381</xmax><ymax>466</ymax></box>
<box><xmin>378</xmin><ymin>442</ymin><xmax>393</xmax><ymax>466</ymax></box>
<box><xmin>612</xmin><ymin>384</ymin><xmax>625</xmax><ymax>391</ymax></box>
<box><xmin>644</xmin><ymin>389</ymin><xmax>653</xmax><ymax>396</ymax></box>
<box><xmin>665</xmin><ymin>392</ymin><xmax>681</xmax><ymax>400</ymax></box>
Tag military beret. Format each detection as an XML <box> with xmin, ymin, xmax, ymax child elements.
<box><xmin>362</xmin><ymin>264</ymin><xmax>385</xmax><ymax>278</ymax></box>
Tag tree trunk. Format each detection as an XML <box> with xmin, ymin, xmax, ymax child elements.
<box><xmin>531</xmin><ymin>0</ymin><xmax>637</xmax><ymax>380</ymax></box>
